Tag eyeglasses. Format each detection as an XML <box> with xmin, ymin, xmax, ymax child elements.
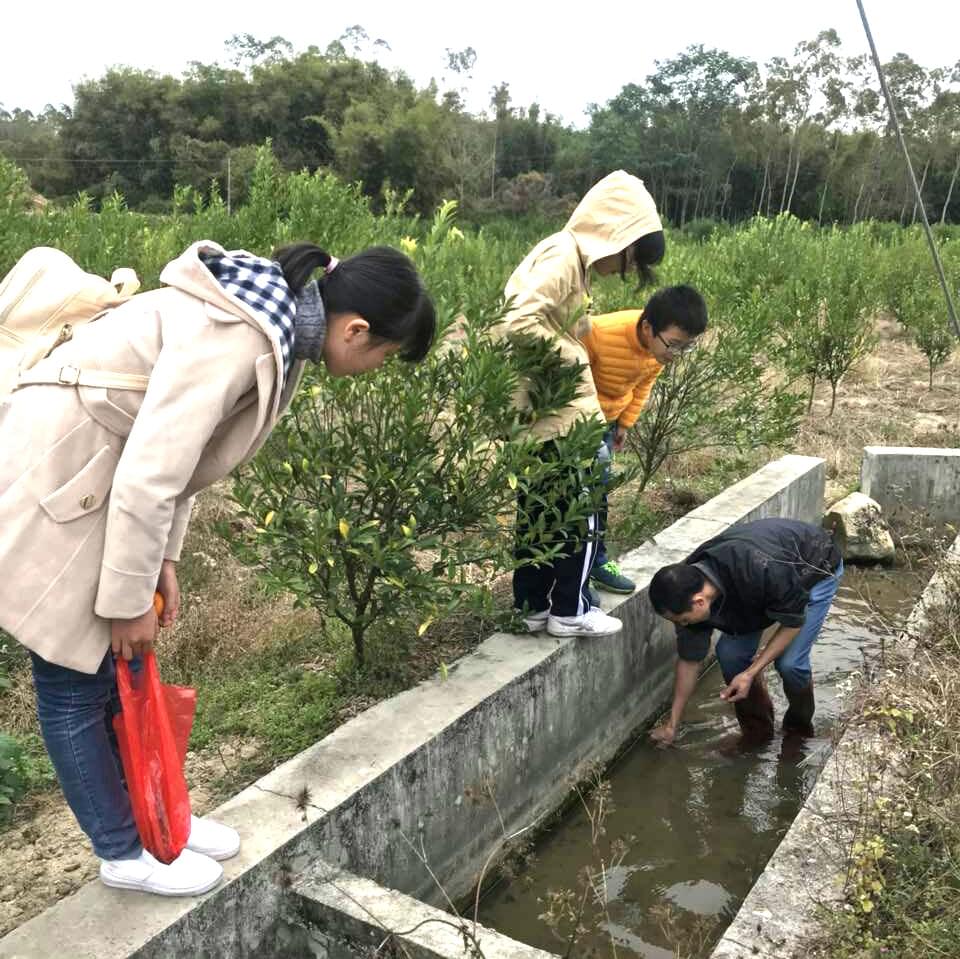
<box><xmin>656</xmin><ymin>333</ymin><xmax>699</xmax><ymax>356</ymax></box>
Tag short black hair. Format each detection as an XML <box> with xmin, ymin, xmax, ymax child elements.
<box><xmin>648</xmin><ymin>563</ymin><xmax>706</xmax><ymax>615</ymax></box>
<box><xmin>273</xmin><ymin>243</ymin><xmax>436</xmax><ymax>363</ymax></box>
<box><xmin>620</xmin><ymin>230</ymin><xmax>666</xmax><ymax>287</ymax></box>
<box><xmin>643</xmin><ymin>285</ymin><xmax>708</xmax><ymax>338</ymax></box>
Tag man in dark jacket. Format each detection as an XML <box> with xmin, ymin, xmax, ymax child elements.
<box><xmin>647</xmin><ymin>518</ymin><xmax>843</xmax><ymax>745</ymax></box>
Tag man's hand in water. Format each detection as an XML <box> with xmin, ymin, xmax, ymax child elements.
<box><xmin>650</xmin><ymin>723</ymin><xmax>677</xmax><ymax>746</ymax></box>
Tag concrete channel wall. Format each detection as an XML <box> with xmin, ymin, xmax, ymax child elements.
<box><xmin>861</xmin><ymin>446</ymin><xmax>960</xmax><ymax>525</ymax></box>
<box><xmin>0</xmin><ymin>455</ymin><xmax>824</xmax><ymax>959</ymax></box>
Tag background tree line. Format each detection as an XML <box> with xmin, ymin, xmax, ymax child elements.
<box><xmin>2</xmin><ymin>27</ymin><xmax>959</xmax><ymax>224</ymax></box>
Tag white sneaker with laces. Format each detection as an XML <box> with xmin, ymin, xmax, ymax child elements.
<box><xmin>186</xmin><ymin>814</ymin><xmax>241</xmax><ymax>861</ymax></box>
<box><xmin>99</xmin><ymin>847</ymin><xmax>222</xmax><ymax>896</ymax></box>
<box><xmin>522</xmin><ymin>609</ymin><xmax>550</xmax><ymax>633</ymax></box>
<box><xmin>547</xmin><ymin>606</ymin><xmax>622</xmax><ymax>638</ymax></box>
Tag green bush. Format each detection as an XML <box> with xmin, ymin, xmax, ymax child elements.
<box><xmin>681</xmin><ymin>217</ymin><xmax>725</xmax><ymax>243</ymax></box>
<box><xmin>0</xmin><ymin>733</ymin><xmax>52</xmax><ymax>820</ymax></box>
<box><xmin>883</xmin><ymin>237</ymin><xmax>957</xmax><ymax>388</ymax></box>
<box><xmin>224</xmin><ymin>200</ymin><xmax>605</xmax><ymax>666</ymax></box>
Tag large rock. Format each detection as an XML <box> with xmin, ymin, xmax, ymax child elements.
<box><xmin>823</xmin><ymin>492</ymin><xmax>895</xmax><ymax>563</ymax></box>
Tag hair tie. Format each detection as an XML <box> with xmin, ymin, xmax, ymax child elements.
<box><xmin>325</xmin><ymin>256</ymin><xmax>340</xmax><ymax>275</ymax></box>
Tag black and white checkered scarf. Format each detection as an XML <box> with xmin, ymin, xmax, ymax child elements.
<box><xmin>200</xmin><ymin>250</ymin><xmax>296</xmax><ymax>381</ymax></box>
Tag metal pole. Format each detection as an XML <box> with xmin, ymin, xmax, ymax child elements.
<box><xmin>490</xmin><ymin>124</ymin><xmax>497</xmax><ymax>200</ymax></box>
<box><xmin>855</xmin><ymin>0</ymin><xmax>960</xmax><ymax>339</ymax></box>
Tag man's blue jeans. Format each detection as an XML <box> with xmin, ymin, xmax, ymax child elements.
<box><xmin>714</xmin><ymin>563</ymin><xmax>843</xmax><ymax>692</ymax></box>
<box><xmin>31</xmin><ymin>649</ymin><xmax>143</xmax><ymax>860</ymax></box>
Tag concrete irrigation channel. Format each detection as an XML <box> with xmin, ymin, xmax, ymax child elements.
<box><xmin>1</xmin><ymin>448</ymin><xmax>955</xmax><ymax>959</ymax></box>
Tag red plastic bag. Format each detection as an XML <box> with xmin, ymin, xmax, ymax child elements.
<box><xmin>113</xmin><ymin>652</ymin><xmax>197</xmax><ymax>863</ymax></box>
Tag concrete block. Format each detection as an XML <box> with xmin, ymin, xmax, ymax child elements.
<box><xmin>294</xmin><ymin>863</ymin><xmax>558</xmax><ymax>958</ymax></box>
<box><xmin>687</xmin><ymin>454</ymin><xmax>825</xmax><ymax>528</ymax></box>
<box><xmin>861</xmin><ymin>446</ymin><xmax>960</xmax><ymax>525</ymax></box>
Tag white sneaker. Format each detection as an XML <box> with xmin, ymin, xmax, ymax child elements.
<box><xmin>100</xmin><ymin>847</ymin><xmax>222</xmax><ymax>896</ymax></box>
<box><xmin>547</xmin><ymin>606</ymin><xmax>623</xmax><ymax>638</ymax></box>
<box><xmin>522</xmin><ymin>609</ymin><xmax>549</xmax><ymax>633</ymax></box>
<box><xmin>186</xmin><ymin>815</ymin><xmax>241</xmax><ymax>861</ymax></box>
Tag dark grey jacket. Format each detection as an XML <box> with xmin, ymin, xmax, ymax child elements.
<box><xmin>676</xmin><ymin>518</ymin><xmax>841</xmax><ymax>661</ymax></box>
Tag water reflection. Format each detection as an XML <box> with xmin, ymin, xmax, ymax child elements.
<box><xmin>662</xmin><ymin>880</ymin><xmax>733</xmax><ymax>916</ymax></box>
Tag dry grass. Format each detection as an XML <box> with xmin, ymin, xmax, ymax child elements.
<box><xmin>790</xmin><ymin>322</ymin><xmax>959</xmax><ymax>505</ymax></box>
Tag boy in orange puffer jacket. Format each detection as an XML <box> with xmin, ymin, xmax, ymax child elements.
<box><xmin>581</xmin><ymin>285</ymin><xmax>708</xmax><ymax>594</ymax></box>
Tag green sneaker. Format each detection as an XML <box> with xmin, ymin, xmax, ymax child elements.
<box><xmin>590</xmin><ymin>560</ymin><xmax>636</xmax><ymax>595</ymax></box>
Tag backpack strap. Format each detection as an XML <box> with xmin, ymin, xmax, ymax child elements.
<box><xmin>15</xmin><ymin>364</ymin><xmax>150</xmax><ymax>391</ymax></box>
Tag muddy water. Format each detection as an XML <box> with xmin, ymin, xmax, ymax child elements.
<box><xmin>477</xmin><ymin>564</ymin><xmax>927</xmax><ymax>958</ymax></box>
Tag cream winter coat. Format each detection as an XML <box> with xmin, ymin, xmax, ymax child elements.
<box><xmin>0</xmin><ymin>241</ymin><xmax>304</xmax><ymax>673</ymax></box>
<box><xmin>499</xmin><ymin>170</ymin><xmax>662</xmax><ymax>440</ymax></box>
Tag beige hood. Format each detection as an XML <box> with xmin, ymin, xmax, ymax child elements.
<box><xmin>564</xmin><ymin>170</ymin><xmax>662</xmax><ymax>271</ymax></box>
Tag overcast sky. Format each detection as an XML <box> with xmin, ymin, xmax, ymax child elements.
<box><xmin>3</xmin><ymin>1</ymin><xmax>956</xmax><ymax>125</ymax></box>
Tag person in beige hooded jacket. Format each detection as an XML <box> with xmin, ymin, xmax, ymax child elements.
<box><xmin>0</xmin><ymin>239</ymin><xmax>435</xmax><ymax>897</ymax></box>
<box><xmin>501</xmin><ymin>170</ymin><xmax>664</xmax><ymax>638</ymax></box>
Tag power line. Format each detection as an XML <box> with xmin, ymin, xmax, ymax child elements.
<box><xmin>9</xmin><ymin>156</ymin><xmax>189</xmax><ymax>166</ymax></box>
<box><xmin>856</xmin><ymin>0</ymin><xmax>960</xmax><ymax>340</ymax></box>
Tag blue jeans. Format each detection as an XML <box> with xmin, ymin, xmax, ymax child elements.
<box><xmin>592</xmin><ymin>425</ymin><xmax>616</xmax><ymax>569</ymax></box>
<box><xmin>714</xmin><ymin>562</ymin><xmax>843</xmax><ymax>693</ymax></box>
<box><xmin>31</xmin><ymin>650</ymin><xmax>143</xmax><ymax>860</ymax></box>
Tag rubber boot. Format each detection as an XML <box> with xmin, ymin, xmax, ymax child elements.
<box><xmin>782</xmin><ymin>682</ymin><xmax>816</xmax><ymax>738</ymax></box>
<box><xmin>733</xmin><ymin>674</ymin><xmax>776</xmax><ymax>745</ymax></box>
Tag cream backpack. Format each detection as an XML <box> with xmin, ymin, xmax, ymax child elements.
<box><xmin>0</xmin><ymin>247</ymin><xmax>150</xmax><ymax>398</ymax></box>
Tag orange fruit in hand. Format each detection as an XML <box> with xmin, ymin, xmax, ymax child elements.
<box><xmin>153</xmin><ymin>592</ymin><xmax>165</xmax><ymax>617</ymax></box>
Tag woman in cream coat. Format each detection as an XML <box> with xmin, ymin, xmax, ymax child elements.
<box><xmin>499</xmin><ymin>170</ymin><xmax>665</xmax><ymax>638</ymax></box>
<box><xmin>0</xmin><ymin>239</ymin><xmax>435</xmax><ymax>896</ymax></box>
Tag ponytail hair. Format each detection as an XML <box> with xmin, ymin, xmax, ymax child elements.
<box><xmin>273</xmin><ymin>242</ymin><xmax>437</xmax><ymax>363</ymax></box>
<box><xmin>273</xmin><ymin>243</ymin><xmax>336</xmax><ymax>292</ymax></box>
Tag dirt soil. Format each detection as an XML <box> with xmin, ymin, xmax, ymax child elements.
<box><xmin>0</xmin><ymin>321</ymin><xmax>956</xmax><ymax>937</ymax></box>
<box><xmin>796</xmin><ymin>316</ymin><xmax>959</xmax><ymax>504</ymax></box>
